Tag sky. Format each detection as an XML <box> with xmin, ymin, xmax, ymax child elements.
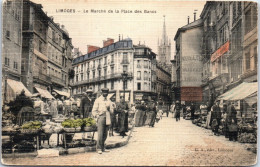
<box><xmin>31</xmin><ymin>0</ymin><xmax>206</xmax><ymax>59</ymax></box>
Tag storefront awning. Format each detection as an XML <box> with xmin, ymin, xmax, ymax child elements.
<box><xmin>53</xmin><ymin>89</ymin><xmax>70</xmax><ymax>98</ymax></box>
<box><xmin>35</xmin><ymin>87</ymin><xmax>54</xmax><ymax>99</ymax></box>
<box><xmin>218</xmin><ymin>82</ymin><xmax>258</xmax><ymax>101</ymax></box>
<box><xmin>6</xmin><ymin>79</ymin><xmax>32</xmax><ymax>102</ymax></box>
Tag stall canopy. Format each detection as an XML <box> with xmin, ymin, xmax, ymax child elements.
<box><xmin>6</xmin><ymin>79</ymin><xmax>32</xmax><ymax>102</ymax></box>
<box><xmin>53</xmin><ymin>89</ymin><xmax>70</xmax><ymax>98</ymax></box>
<box><xmin>218</xmin><ymin>82</ymin><xmax>258</xmax><ymax>101</ymax></box>
<box><xmin>35</xmin><ymin>87</ymin><xmax>54</xmax><ymax>99</ymax></box>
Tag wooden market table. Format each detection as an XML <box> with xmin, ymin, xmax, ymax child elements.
<box><xmin>57</xmin><ymin>128</ymin><xmax>97</xmax><ymax>149</ymax></box>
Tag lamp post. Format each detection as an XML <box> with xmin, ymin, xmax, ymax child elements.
<box><xmin>121</xmin><ymin>71</ymin><xmax>128</xmax><ymax>102</ymax></box>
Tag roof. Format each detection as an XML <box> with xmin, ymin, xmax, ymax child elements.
<box><xmin>72</xmin><ymin>38</ymin><xmax>133</xmax><ymax>65</ymax></box>
<box><xmin>218</xmin><ymin>82</ymin><xmax>258</xmax><ymax>101</ymax></box>
<box><xmin>174</xmin><ymin>19</ymin><xmax>203</xmax><ymax>40</ymax></box>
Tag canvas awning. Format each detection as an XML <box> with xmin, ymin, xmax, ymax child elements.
<box><xmin>218</xmin><ymin>82</ymin><xmax>258</xmax><ymax>101</ymax></box>
<box><xmin>6</xmin><ymin>79</ymin><xmax>32</xmax><ymax>102</ymax></box>
<box><xmin>53</xmin><ymin>89</ymin><xmax>70</xmax><ymax>97</ymax></box>
<box><xmin>35</xmin><ymin>87</ymin><xmax>54</xmax><ymax>99</ymax></box>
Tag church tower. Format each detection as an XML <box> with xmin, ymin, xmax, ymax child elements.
<box><xmin>157</xmin><ymin>15</ymin><xmax>171</xmax><ymax>65</ymax></box>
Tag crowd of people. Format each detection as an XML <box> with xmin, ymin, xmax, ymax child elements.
<box><xmin>169</xmin><ymin>99</ymin><xmax>239</xmax><ymax>141</ymax></box>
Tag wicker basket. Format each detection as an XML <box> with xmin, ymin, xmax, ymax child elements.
<box><xmin>63</xmin><ymin>128</ymin><xmax>76</xmax><ymax>133</ymax></box>
<box><xmin>21</xmin><ymin>129</ymin><xmax>39</xmax><ymax>134</ymax></box>
<box><xmin>84</xmin><ymin>126</ymin><xmax>97</xmax><ymax>132</ymax></box>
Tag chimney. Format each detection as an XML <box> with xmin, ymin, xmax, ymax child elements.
<box><xmin>194</xmin><ymin>10</ymin><xmax>198</xmax><ymax>21</ymax></box>
<box><xmin>188</xmin><ymin>16</ymin><xmax>190</xmax><ymax>24</ymax></box>
<box><xmin>119</xmin><ymin>34</ymin><xmax>120</xmax><ymax>41</ymax></box>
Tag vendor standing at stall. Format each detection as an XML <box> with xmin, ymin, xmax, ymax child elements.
<box><xmin>210</xmin><ymin>100</ymin><xmax>222</xmax><ymax>136</ymax></box>
<box><xmin>226</xmin><ymin>101</ymin><xmax>238</xmax><ymax>141</ymax></box>
<box><xmin>63</xmin><ymin>97</ymin><xmax>71</xmax><ymax>117</ymax></box>
<box><xmin>117</xmin><ymin>96</ymin><xmax>129</xmax><ymax>137</ymax></box>
<box><xmin>92</xmin><ymin>88</ymin><xmax>112</xmax><ymax>154</ymax></box>
<box><xmin>80</xmin><ymin>89</ymin><xmax>94</xmax><ymax>118</ymax></box>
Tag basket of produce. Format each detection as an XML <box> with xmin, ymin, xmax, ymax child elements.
<box><xmin>83</xmin><ymin>118</ymin><xmax>97</xmax><ymax>132</ymax></box>
<box><xmin>21</xmin><ymin>121</ymin><xmax>42</xmax><ymax>134</ymax></box>
<box><xmin>62</xmin><ymin>119</ymin><xmax>84</xmax><ymax>132</ymax></box>
<box><xmin>42</xmin><ymin>120</ymin><xmax>63</xmax><ymax>134</ymax></box>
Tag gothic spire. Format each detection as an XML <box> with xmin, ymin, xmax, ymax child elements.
<box><xmin>162</xmin><ymin>15</ymin><xmax>167</xmax><ymax>45</ymax></box>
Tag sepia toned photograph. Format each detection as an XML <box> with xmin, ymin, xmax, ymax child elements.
<box><xmin>1</xmin><ymin>0</ymin><xmax>258</xmax><ymax>166</ymax></box>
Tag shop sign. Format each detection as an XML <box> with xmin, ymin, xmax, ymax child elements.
<box><xmin>135</xmin><ymin>94</ymin><xmax>143</xmax><ymax>100</ymax></box>
<box><xmin>181</xmin><ymin>87</ymin><xmax>202</xmax><ymax>102</ymax></box>
<box><xmin>211</xmin><ymin>41</ymin><xmax>230</xmax><ymax>62</ymax></box>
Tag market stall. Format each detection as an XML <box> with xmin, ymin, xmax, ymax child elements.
<box><xmin>218</xmin><ymin>82</ymin><xmax>257</xmax><ymax>144</ymax></box>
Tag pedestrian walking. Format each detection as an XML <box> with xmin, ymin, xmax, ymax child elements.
<box><xmin>210</xmin><ymin>100</ymin><xmax>222</xmax><ymax>135</ymax></box>
<box><xmin>174</xmin><ymin>101</ymin><xmax>181</xmax><ymax>122</ymax></box>
<box><xmin>92</xmin><ymin>88</ymin><xmax>112</xmax><ymax>154</ymax></box>
<box><xmin>226</xmin><ymin>101</ymin><xmax>238</xmax><ymax>141</ymax></box>
<box><xmin>190</xmin><ymin>102</ymin><xmax>196</xmax><ymax>120</ymax></box>
<box><xmin>148</xmin><ymin>100</ymin><xmax>157</xmax><ymax>127</ymax></box>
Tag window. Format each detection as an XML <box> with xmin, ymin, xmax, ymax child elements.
<box><xmin>254</xmin><ymin>47</ymin><xmax>257</xmax><ymax>70</ymax></box>
<box><xmin>111</xmin><ymin>54</ymin><xmax>114</xmax><ymax>63</ymax></box>
<box><xmin>98</xmin><ymin>70</ymin><xmax>101</xmax><ymax>78</ymax></box>
<box><xmin>123</xmin><ymin>65</ymin><xmax>128</xmax><ymax>72</ymax></box>
<box><xmin>39</xmin><ymin>40</ymin><xmax>43</xmax><ymax>53</ymax></box>
<box><xmin>144</xmin><ymin>82</ymin><xmax>147</xmax><ymax>90</ymax></box>
<box><xmin>104</xmin><ymin>57</ymin><xmax>107</xmax><ymax>65</ymax></box>
<box><xmin>137</xmin><ymin>71</ymin><xmax>141</xmax><ymax>80</ymax></box>
<box><xmin>137</xmin><ymin>83</ymin><xmax>141</xmax><ymax>90</ymax></box>
<box><xmin>81</xmin><ymin>64</ymin><xmax>83</xmax><ymax>72</ymax></box>
<box><xmin>231</xmin><ymin>21</ymin><xmax>242</xmax><ymax>52</ymax></box>
<box><xmin>144</xmin><ymin>71</ymin><xmax>148</xmax><ymax>80</ymax></box>
<box><xmin>137</xmin><ymin>60</ymin><xmax>141</xmax><ymax>68</ymax></box>
<box><xmin>93</xmin><ymin>71</ymin><xmax>95</xmax><ymax>79</ymax></box>
<box><xmin>87</xmin><ymin>72</ymin><xmax>90</xmax><ymax>80</ymax></box>
<box><xmin>124</xmin><ymin>80</ymin><xmax>128</xmax><ymax>89</ymax></box>
<box><xmin>13</xmin><ymin>61</ymin><xmax>18</xmax><ymax>70</ymax></box>
<box><xmin>81</xmin><ymin>73</ymin><xmax>83</xmax><ymax>81</ymax></box>
<box><xmin>111</xmin><ymin>80</ymin><xmax>114</xmax><ymax>90</ymax></box>
<box><xmin>104</xmin><ymin>68</ymin><xmax>107</xmax><ymax>76</ymax></box>
<box><xmin>76</xmin><ymin>75</ymin><xmax>79</xmax><ymax>82</ymax></box>
<box><xmin>111</xmin><ymin>66</ymin><xmax>114</xmax><ymax>74</ymax></box>
<box><xmin>5</xmin><ymin>57</ymin><xmax>9</xmax><ymax>66</ymax></box>
<box><xmin>245</xmin><ymin>51</ymin><xmax>251</xmax><ymax>70</ymax></box>
<box><xmin>122</xmin><ymin>52</ymin><xmax>128</xmax><ymax>63</ymax></box>
<box><xmin>104</xmin><ymin>81</ymin><xmax>107</xmax><ymax>88</ymax></box>
<box><xmin>245</xmin><ymin>4</ymin><xmax>258</xmax><ymax>34</ymax></box>
<box><xmin>144</xmin><ymin>60</ymin><xmax>148</xmax><ymax>68</ymax></box>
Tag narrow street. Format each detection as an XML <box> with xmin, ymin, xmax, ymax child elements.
<box><xmin>3</xmin><ymin>114</ymin><xmax>257</xmax><ymax>166</ymax></box>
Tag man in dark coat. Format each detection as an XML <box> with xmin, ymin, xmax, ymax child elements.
<box><xmin>80</xmin><ymin>89</ymin><xmax>94</xmax><ymax>118</ymax></box>
<box><xmin>210</xmin><ymin>100</ymin><xmax>222</xmax><ymax>135</ymax></box>
<box><xmin>190</xmin><ymin>102</ymin><xmax>196</xmax><ymax>120</ymax></box>
<box><xmin>175</xmin><ymin>101</ymin><xmax>181</xmax><ymax>121</ymax></box>
<box><xmin>226</xmin><ymin>102</ymin><xmax>238</xmax><ymax>141</ymax></box>
<box><xmin>116</xmin><ymin>96</ymin><xmax>129</xmax><ymax>137</ymax></box>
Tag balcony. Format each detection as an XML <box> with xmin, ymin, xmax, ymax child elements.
<box><xmin>51</xmin><ymin>75</ymin><xmax>65</xmax><ymax>86</ymax></box>
<box><xmin>33</xmin><ymin>72</ymin><xmax>51</xmax><ymax>84</ymax></box>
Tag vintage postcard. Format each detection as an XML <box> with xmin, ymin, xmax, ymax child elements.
<box><xmin>1</xmin><ymin>0</ymin><xmax>258</xmax><ymax>166</ymax></box>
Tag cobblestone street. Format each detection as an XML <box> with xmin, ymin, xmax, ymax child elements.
<box><xmin>2</xmin><ymin>114</ymin><xmax>257</xmax><ymax>166</ymax></box>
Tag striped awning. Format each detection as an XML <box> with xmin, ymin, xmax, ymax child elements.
<box><xmin>35</xmin><ymin>87</ymin><xmax>54</xmax><ymax>99</ymax></box>
<box><xmin>53</xmin><ymin>89</ymin><xmax>70</xmax><ymax>97</ymax></box>
<box><xmin>218</xmin><ymin>82</ymin><xmax>258</xmax><ymax>101</ymax></box>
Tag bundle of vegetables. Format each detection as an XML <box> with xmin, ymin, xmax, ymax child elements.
<box><xmin>20</xmin><ymin>121</ymin><xmax>42</xmax><ymax>134</ymax></box>
<box><xmin>42</xmin><ymin>121</ymin><xmax>63</xmax><ymax>133</ymax></box>
<box><xmin>61</xmin><ymin>119</ymin><xmax>75</xmax><ymax>128</ymax></box>
<box><xmin>83</xmin><ymin>118</ymin><xmax>96</xmax><ymax>127</ymax></box>
<box><xmin>21</xmin><ymin>121</ymin><xmax>42</xmax><ymax>130</ymax></box>
<box><xmin>238</xmin><ymin>133</ymin><xmax>257</xmax><ymax>143</ymax></box>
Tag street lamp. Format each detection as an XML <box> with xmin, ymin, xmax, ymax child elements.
<box><xmin>121</xmin><ymin>71</ymin><xmax>128</xmax><ymax>102</ymax></box>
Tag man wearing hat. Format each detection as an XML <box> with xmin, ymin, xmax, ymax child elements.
<box><xmin>92</xmin><ymin>88</ymin><xmax>112</xmax><ymax>154</ymax></box>
<box><xmin>80</xmin><ymin>88</ymin><xmax>94</xmax><ymax>118</ymax></box>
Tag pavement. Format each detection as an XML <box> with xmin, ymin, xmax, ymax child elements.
<box><xmin>2</xmin><ymin>114</ymin><xmax>257</xmax><ymax>166</ymax></box>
